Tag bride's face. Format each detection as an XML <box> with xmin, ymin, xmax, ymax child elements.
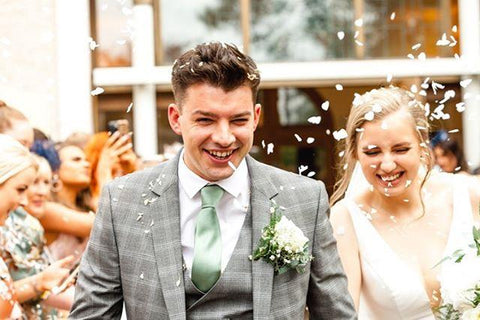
<box><xmin>356</xmin><ymin>110</ymin><xmax>422</xmax><ymax>198</ymax></box>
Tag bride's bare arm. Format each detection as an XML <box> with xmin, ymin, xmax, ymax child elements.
<box><xmin>330</xmin><ymin>200</ymin><xmax>361</xmax><ymax>310</ymax></box>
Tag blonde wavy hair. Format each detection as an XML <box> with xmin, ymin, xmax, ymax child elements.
<box><xmin>330</xmin><ymin>86</ymin><xmax>432</xmax><ymax>206</ymax></box>
<box><xmin>0</xmin><ymin>134</ymin><xmax>37</xmax><ymax>185</ymax></box>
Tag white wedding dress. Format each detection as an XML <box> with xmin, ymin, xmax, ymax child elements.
<box><xmin>345</xmin><ymin>175</ymin><xmax>475</xmax><ymax>320</ymax></box>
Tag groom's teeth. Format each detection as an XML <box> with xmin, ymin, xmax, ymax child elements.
<box><xmin>209</xmin><ymin>150</ymin><xmax>233</xmax><ymax>158</ymax></box>
<box><xmin>380</xmin><ymin>173</ymin><xmax>400</xmax><ymax>182</ymax></box>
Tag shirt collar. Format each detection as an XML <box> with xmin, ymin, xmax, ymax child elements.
<box><xmin>178</xmin><ymin>150</ymin><xmax>248</xmax><ymax>199</ymax></box>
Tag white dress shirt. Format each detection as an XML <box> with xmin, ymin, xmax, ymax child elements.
<box><xmin>178</xmin><ymin>152</ymin><xmax>250</xmax><ymax>276</ymax></box>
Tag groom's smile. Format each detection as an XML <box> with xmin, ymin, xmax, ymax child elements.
<box><xmin>168</xmin><ymin>83</ymin><xmax>261</xmax><ymax>182</ymax></box>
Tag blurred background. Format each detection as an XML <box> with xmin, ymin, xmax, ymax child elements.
<box><xmin>0</xmin><ymin>0</ymin><xmax>479</xmax><ymax>192</ymax></box>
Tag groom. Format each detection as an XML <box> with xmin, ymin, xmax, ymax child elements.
<box><xmin>69</xmin><ymin>42</ymin><xmax>356</xmax><ymax>319</ymax></box>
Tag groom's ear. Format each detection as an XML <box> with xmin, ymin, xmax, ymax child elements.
<box><xmin>253</xmin><ymin>103</ymin><xmax>261</xmax><ymax>130</ymax></box>
<box><xmin>168</xmin><ymin>103</ymin><xmax>182</xmax><ymax>135</ymax></box>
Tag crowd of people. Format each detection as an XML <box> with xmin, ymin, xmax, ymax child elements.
<box><xmin>0</xmin><ymin>101</ymin><xmax>148</xmax><ymax>318</ymax></box>
<box><xmin>0</xmin><ymin>41</ymin><xmax>480</xmax><ymax>319</ymax></box>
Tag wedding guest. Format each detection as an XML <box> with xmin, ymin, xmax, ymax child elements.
<box><xmin>84</xmin><ymin>130</ymin><xmax>137</xmax><ymax>207</ymax></box>
<box><xmin>47</xmin><ymin>142</ymin><xmax>94</xmax><ymax>262</ymax></box>
<box><xmin>330</xmin><ymin>87</ymin><xmax>480</xmax><ymax>319</ymax></box>
<box><xmin>431</xmin><ymin>131</ymin><xmax>469</xmax><ymax>174</ymax></box>
<box><xmin>0</xmin><ymin>134</ymin><xmax>38</xmax><ymax>318</ymax></box>
<box><xmin>0</xmin><ymin>101</ymin><xmax>33</xmax><ymax>149</ymax></box>
<box><xmin>2</xmin><ymin>155</ymin><xmax>74</xmax><ymax>319</ymax></box>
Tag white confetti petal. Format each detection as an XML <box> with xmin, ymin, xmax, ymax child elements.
<box><xmin>333</xmin><ymin>129</ymin><xmax>348</xmax><ymax>141</ymax></box>
<box><xmin>355</xmin><ymin>40</ymin><xmax>364</xmax><ymax>46</ymax></box>
<box><xmin>448</xmin><ymin>129</ymin><xmax>459</xmax><ymax>133</ymax></box>
<box><xmin>267</xmin><ymin>143</ymin><xmax>274</xmax><ymax>155</ymax></box>
<box><xmin>418</xmin><ymin>52</ymin><xmax>426</xmax><ymax>61</ymax></box>
<box><xmin>436</xmin><ymin>33</ymin><xmax>450</xmax><ymax>46</ymax></box>
<box><xmin>337</xmin><ymin>31</ymin><xmax>345</xmax><ymax>40</ymax></box>
<box><xmin>390</xmin><ymin>12</ymin><xmax>396</xmax><ymax>20</ymax></box>
<box><xmin>306</xmin><ymin>137</ymin><xmax>315</xmax><ymax>144</ymax></box>
<box><xmin>354</xmin><ymin>18</ymin><xmax>363</xmax><ymax>27</ymax></box>
<box><xmin>460</xmin><ymin>79</ymin><xmax>472</xmax><ymax>88</ymax></box>
<box><xmin>335</xmin><ymin>84</ymin><xmax>343</xmax><ymax>91</ymax></box>
<box><xmin>364</xmin><ymin>111</ymin><xmax>375</xmax><ymax>121</ymax></box>
<box><xmin>294</xmin><ymin>134</ymin><xmax>302</xmax><ymax>142</ymax></box>
<box><xmin>387</xmin><ymin>74</ymin><xmax>393</xmax><ymax>82</ymax></box>
<box><xmin>452</xmin><ymin>25</ymin><xmax>457</xmax><ymax>32</ymax></box>
<box><xmin>261</xmin><ymin>140</ymin><xmax>265</xmax><ymax>148</ymax></box>
<box><xmin>298</xmin><ymin>165</ymin><xmax>308</xmax><ymax>174</ymax></box>
<box><xmin>228</xmin><ymin>161</ymin><xmax>237</xmax><ymax>171</ymax></box>
<box><xmin>126</xmin><ymin>102</ymin><xmax>133</xmax><ymax>113</ymax></box>
<box><xmin>336</xmin><ymin>226</ymin><xmax>345</xmax><ymax>235</ymax></box>
<box><xmin>140</xmin><ymin>273</ymin><xmax>144</xmax><ymax>279</ymax></box>
<box><xmin>321</xmin><ymin>101</ymin><xmax>330</xmax><ymax>111</ymax></box>
<box><xmin>411</xmin><ymin>43</ymin><xmax>421</xmax><ymax>50</ymax></box>
<box><xmin>407</xmin><ymin>54</ymin><xmax>414</xmax><ymax>59</ymax></box>
<box><xmin>91</xmin><ymin>87</ymin><xmax>104</xmax><ymax>96</ymax></box>
<box><xmin>307</xmin><ymin>116</ymin><xmax>321</xmax><ymax>124</ymax></box>
<box><xmin>338</xmin><ymin>151</ymin><xmax>345</xmax><ymax>157</ymax></box>
<box><xmin>456</xmin><ymin>102</ymin><xmax>466</xmax><ymax>112</ymax></box>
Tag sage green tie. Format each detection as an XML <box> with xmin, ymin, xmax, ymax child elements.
<box><xmin>191</xmin><ymin>184</ymin><xmax>224</xmax><ymax>293</ymax></box>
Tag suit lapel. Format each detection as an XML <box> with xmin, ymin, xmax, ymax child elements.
<box><xmin>247</xmin><ymin>156</ymin><xmax>279</xmax><ymax>319</ymax></box>
<box><xmin>150</xmin><ymin>155</ymin><xmax>186</xmax><ymax>320</ymax></box>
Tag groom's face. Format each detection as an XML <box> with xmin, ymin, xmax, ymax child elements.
<box><xmin>168</xmin><ymin>83</ymin><xmax>261</xmax><ymax>182</ymax></box>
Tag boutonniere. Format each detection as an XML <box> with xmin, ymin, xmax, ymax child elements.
<box><xmin>251</xmin><ymin>201</ymin><xmax>314</xmax><ymax>274</ymax></box>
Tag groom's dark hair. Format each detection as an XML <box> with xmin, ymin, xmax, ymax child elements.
<box><xmin>171</xmin><ymin>42</ymin><xmax>260</xmax><ymax>108</ymax></box>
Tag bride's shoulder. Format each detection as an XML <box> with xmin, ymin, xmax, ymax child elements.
<box><xmin>330</xmin><ymin>199</ymin><xmax>352</xmax><ymax>224</ymax></box>
<box><xmin>425</xmin><ymin>171</ymin><xmax>455</xmax><ymax>193</ymax></box>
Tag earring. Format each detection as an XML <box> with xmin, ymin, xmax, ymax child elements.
<box><xmin>51</xmin><ymin>174</ymin><xmax>63</xmax><ymax>193</ymax></box>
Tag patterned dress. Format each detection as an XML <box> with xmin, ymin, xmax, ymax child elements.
<box><xmin>0</xmin><ymin>208</ymin><xmax>58</xmax><ymax>319</ymax></box>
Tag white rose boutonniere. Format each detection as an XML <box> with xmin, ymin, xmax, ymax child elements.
<box><xmin>251</xmin><ymin>201</ymin><xmax>313</xmax><ymax>274</ymax></box>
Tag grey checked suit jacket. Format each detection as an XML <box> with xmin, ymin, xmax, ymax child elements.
<box><xmin>69</xmin><ymin>154</ymin><xmax>356</xmax><ymax>319</ymax></box>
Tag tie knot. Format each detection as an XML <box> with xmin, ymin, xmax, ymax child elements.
<box><xmin>200</xmin><ymin>184</ymin><xmax>224</xmax><ymax>208</ymax></box>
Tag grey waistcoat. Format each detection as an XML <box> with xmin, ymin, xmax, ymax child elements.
<box><xmin>184</xmin><ymin>209</ymin><xmax>253</xmax><ymax>320</ymax></box>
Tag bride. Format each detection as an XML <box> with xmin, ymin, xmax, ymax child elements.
<box><xmin>329</xmin><ymin>86</ymin><xmax>480</xmax><ymax>319</ymax></box>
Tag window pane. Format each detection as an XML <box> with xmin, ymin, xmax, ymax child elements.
<box><xmin>95</xmin><ymin>0</ymin><xmax>133</xmax><ymax>67</ymax></box>
<box><xmin>160</xmin><ymin>0</ymin><xmax>243</xmax><ymax>64</ymax></box>
<box><xmin>249</xmin><ymin>0</ymin><xmax>458</xmax><ymax>62</ymax></box>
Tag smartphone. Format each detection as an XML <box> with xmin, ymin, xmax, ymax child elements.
<box><xmin>107</xmin><ymin>119</ymin><xmax>129</xmax><ymax>135</ymax></box>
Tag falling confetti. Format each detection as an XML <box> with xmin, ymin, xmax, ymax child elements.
<box><xmin>436</xmin><ymin>33</ymin><xmax>450</xmax><ymax>46</ymax></box>
<box><xmin>267</xmin><ymin>143</ymin><xmax>274</xmax><ymax>155</ymax></box>
<box><xmin>354</xmin><ymin>18</ymin><xmax>363</xmax><ymax>27</ymax></box>
<box><xmin>390</xmin><ymin>12</ymin><xmax>396</xmax><ymax>20</ymax></box>
<box><xmin>452</xmin><ymin>25</ymin><xmax>458</xmax><ymax>32</ymax></box>
<box><xmin>306</xmin><ymin>137</ymin><xmax>315</xmax><ymax>144</ymax></box>
<box><xmin>321</xmin><ymin>101</ymin><xmax>330</xmax><ymax>111</ymax></box>
<box><xmin>298</xmin><ymin>165</ymin><xmax>308</xmax><ymax>174</ymax></box>
<box><xmin>294</xmin><ymin>134</ymin><xmax>302</xmax><ymax>142</ymax></box>
<box><xmin>460</xmin><ymin>79</ymin><xmax>472</xmax><ymax>88</ymax></box>
<box><xmin>335</xmin><ymin>84</ymin><xmax>344</xmax><ymax>91</ymax></box>
<box><xmin>307</xmin><ymin>171</ymin><xmax>316</xmax><ymax>177</ymax></box>
<box><xmin>126</xmin><ymin>102</ymin><xmax>133</xmax><ymax>113</ymax></box>
<box><xmin>333</xmin><ymin>129</ymin><xmax>348</xmax><ymax>141</ymax></box>
<box><xmin>91</xmin><ymin>87</ymin><xmax>104</xmax><ymax>96</ymax></box>
<box><xmin>228</xmin><ymin>161</ymin><xmax>237</xmax><ymax>171</ymax></box>
<box><xmin>448</xmin><ymin>129</ymin><xmax>459</xmax><ymax>134</ymax></box>
<box><xmin>307</xmin><ymin>116</ymin><xmax>321</xmax><ymax>124</ymax></box>
<box><xmin>364</xmin><ymin>111</ymin><xmax>375</xmax><ymax>121</ymax></box>
<box><xmin>411</xmin><ymin>43</ymin><xmax>421</xmax><ymax>50</ymax></box>
<box><xmin>417</xmin><ymin>52</ymin><xmax>426</xmax><ymax>61</ymax></box>
<box><xmin>407</xmin><ymin>54</ymin><xmax>414</xmax><ymax>59</ymax></box>
<box><xmin>88</xmin><ymin>37</ymin><xmax>99</xmax><ymax>51</ymax></box>
<box><xmin>387</xmin><ymin>74</ymin><xmax>393</xmax><ymax>83</ymax></box>
<box><xmin>337</xmin><ymin>31</ymin><xmax>345</xmax><ymax>40</ymax></box>
<box><xmin>456</xmin><ymin>102</ymin><xmax>466</xmax><ymax>112</ymax></box>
